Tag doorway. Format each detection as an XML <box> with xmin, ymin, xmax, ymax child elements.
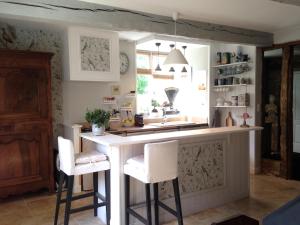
<box><xmin>292</xmin><ymin>46</ymin><xmax>300</xmax><ymax>180</ymax></box>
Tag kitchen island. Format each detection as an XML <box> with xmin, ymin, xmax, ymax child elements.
<box><xmin>73</xmin><ymin>125</ymin><xmax>262</xmax><ymax>225</ymax></box>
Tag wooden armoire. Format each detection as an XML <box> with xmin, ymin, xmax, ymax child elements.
<box><xmin>0</xmin><ymin>50</ymin><xmax>54</xmax><ymax>197</ymax></box>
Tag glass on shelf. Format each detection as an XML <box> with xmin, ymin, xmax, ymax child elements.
<box><xmin>216</xmin><ymin>63</ymin><xmax>250</xmax><ymax>76</ymax></box>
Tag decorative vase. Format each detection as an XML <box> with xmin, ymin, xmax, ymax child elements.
<box><xmin>92</xmin><ymin>124</ymin><xmax>105</xmax><ymax>136</ymax></box>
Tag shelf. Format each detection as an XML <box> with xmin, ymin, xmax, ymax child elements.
<box><xmin>213</xmin><ymin>105</ymin><xmax>248</xmax><ymax>108</ymax></box>
<box><xmin>103</xmin><ymin>101</ymin><xmax>117</xmax><ymax>105</ymax></box>
<box><xmin>213</xmin><ymin>84</ymin><xmax>247</xmax><ymax>88</ymax></box>
<box><xmin>120</xmin><ymin>107</ymin><xmax>133</xmax><ymax>111</ymax></box>
<box><xmin>125</xmin><ymin>93</ymin><xmax>136</xmax><ymax>98</ymax></box>
<box><xmin>212</xmin><ymin>61</ymin><xmax>249</xmax><ymax>68</ymax></box>
<box><xmin>103</xmin><ymin>96</ymin><xmax>117</xmax><ymax>105</ymax></box>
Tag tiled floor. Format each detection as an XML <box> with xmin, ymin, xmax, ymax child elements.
<box><xmin>0</xmin><ymin>174</ymin><xmax>300</xmax><ymax>225</ymax></box>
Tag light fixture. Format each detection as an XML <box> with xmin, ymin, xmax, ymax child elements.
<box><xmin>155</xmin><ymin>42</ymin><xmax>161</xmax><ymax>71</ymax></box>
<box><xmin>169</xmin><ymin>44</ymin><xmax>175</xmax><ymax>73</ymax></box>
<box><xmin>181</xmin><ymin>46</ymin><xmax>187</xmax><ymax>73</ymax></box>
<box><xmin>163</xmin><ymin>12</ymin><xmax>189</xmax><ymax>66</ymax></box>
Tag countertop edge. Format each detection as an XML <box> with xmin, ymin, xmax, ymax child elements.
<box><xmin>80</xmin><ymin>126</ymin><xmax>263</xmax><ymax>147</ymax></box>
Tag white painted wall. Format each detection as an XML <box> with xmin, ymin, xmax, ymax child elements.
<box><xmin>63</xmin><ymin>40</ymin><xmax>136</xmax><ymax>138</ymax></box>
<box><xmin>185</xmin><ymin>46</ymin><xmax>210</xmax><ymax>122</ymax></box>
<box><xmin>274</xmin><ymin>26</ymin><xmax>300</xmax><ymax>44</ymax></box>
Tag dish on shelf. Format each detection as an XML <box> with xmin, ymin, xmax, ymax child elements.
<box><xmin>216</xmin><ymin>97</ymin><xmax>225</xmax><ymax>106</ymax></box>
<box><xmin>212</xmin><ymin>61</ymin><xmax>250</xmax><ymax>68</ymax></box>
<box><xmin>224</xmin><ymin>101</ymin><xmax>232</xmax><ymax>106</ymax></box>
<box><xmin>213</xmin><ymin>105</ymin><xmax>247</xmax><ymax>108</ymax></box>
<box><xmin>215</xmin><ymin>63</ymin><xmax>250</xmax><ymax>76</ymax></box>
<box><xmin>214</xmin><ymin>87</ymin><xmax>230</xmax><ymax>92</ymax></box>
<box><xmin>213</xmin><ymin>84</ymin><xmax>247</xmax><ymax>88</ymax></box>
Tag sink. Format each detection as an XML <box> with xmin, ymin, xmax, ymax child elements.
<box><xmin>148</xmin><ymin>121</ymin><xmax>196</xmax><ymax>127</ymax></box>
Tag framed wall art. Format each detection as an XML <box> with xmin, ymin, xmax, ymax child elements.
<box><xmin>66</xmin><ymin>26</ymin><xmax>120</xmax><ymax>81</ymax></box>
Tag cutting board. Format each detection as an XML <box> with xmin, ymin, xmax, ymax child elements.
<box><xmin>226</xmin><ymin>112</ymin><xmax>234</xmax><ymax>127</ymax></box>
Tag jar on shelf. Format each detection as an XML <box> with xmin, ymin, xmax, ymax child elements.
<box><xmin>231</xmin><ymin>96</ymin><xmax>238</xmax><ymax>106</ymax></box>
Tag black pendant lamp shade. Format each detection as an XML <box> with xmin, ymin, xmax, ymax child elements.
<box><xmin>155</xmin><ymin>42</ymin><xmax>162</xmax><ymax>71</ymax></box>
<box><xmin>169</xmin><ymin>44</ymin><xmax>175</xmax><ymax>72</ymax></box>
<box><xmin>181</xmin><ymin>46</ymin><xmax>187</xmax><ymax>73</ymax></box>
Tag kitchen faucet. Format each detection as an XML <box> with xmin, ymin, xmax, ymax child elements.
<box><xmin>162</xmin><ymin>108</ymin><xmax>167</xmax><ymax>124</ymax></box>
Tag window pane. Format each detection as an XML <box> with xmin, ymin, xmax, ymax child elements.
<box><xmin>137</xmin><ymin>53</ymin><xmax>150</xmax><ymax>69</ymax></box>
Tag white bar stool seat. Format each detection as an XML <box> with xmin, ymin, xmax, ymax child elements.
<box><xmin>73</xmin><ymin>150</ymin><xmax>110</xmax><ymax>175</ymax></box>
<box><xmin>124</xmin><ymin>140</ymin><xmax>183</xmax><ymax>225</ymax></box>
<box><xmin>54</xmin><ymin>136</ymin><xmax>111</xmax><ymax>225</ymax></box>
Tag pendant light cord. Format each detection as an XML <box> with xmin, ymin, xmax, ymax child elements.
<box><xmin>175</xmin><ymin>19</ymin><xmax>177</xmax><ymax>36</ymax></box>
<box><xmin>173</xmin><ymin>12</ymin><xmax>178</xmax><ymax>49</ymax></box>
<box><xmin>174</xmin><ymin>19</ymin><xmax>177</xmax><ymax>48</ymax></box>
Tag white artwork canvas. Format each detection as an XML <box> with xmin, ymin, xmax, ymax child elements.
<box><xmin>80</xmin><ymin>36</ymin><xmax>111</xmax><ymax>72</ymax></box>
<box><xmin>67</xmin><ymin>26</ymin><xmax>120</xmax><ymax>82</ymax></box>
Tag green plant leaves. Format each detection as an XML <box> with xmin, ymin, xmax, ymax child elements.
<box><xmin>85</xmin><ymin>108</ymin><xmax>111</xmax><ymax>128</ymax></box>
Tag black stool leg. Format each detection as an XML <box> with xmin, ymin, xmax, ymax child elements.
<box><xmin>145</xmin><ymin>183</ymin><xmax>152</xmax><ymax>225</ymax></box>
<box><xmin>93</xmin><ymin>172</ymin><xmax>98</xmax><ymax>217</ymax></box>
<box><xmin>153</xmin><ymin>183</ymin><xmax>159</xmax><ymax>225</ymax></box>
<box><xmin>54</xmin><ymin>170</ymin><xmax>65</xmax><ymax>225</ymax></box>
<box><xmin>173</xmin><ymin>178</ymin><xmax>183</xmax><ymax>225</ymax></box>
<box><xmin>105</xmin><ymin>170</ymin><xmax>111</xmax><ymax>225</ymax></box>
<box><xmin>125</xmin><ymin>174</ymin><xmax>130</xmax><ymax>225</ymax></box>
<box><xmin>64</xmin><ymin>175</ymin><xmax>74</xmax><ymax>225</ymax></box>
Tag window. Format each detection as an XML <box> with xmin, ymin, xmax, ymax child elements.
<box><xmin>136</xmin><ymin>49</ymin><xmax>208</xmax><ymax>123</ymax></box>
<box><xmin>136</xmin><ymin>51</ymin><xmax>151</xmax><ymax>74</ymax></box>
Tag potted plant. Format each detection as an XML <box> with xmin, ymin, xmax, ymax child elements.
<box><xmin>151</xmin><ymin>99</ymin><xmax>160</xmax><ymax>113</ymax></box>
<box><xmin>85</xmin><ymin>108</ymin><xmax>111</xmax><ymax>136</ymax></box>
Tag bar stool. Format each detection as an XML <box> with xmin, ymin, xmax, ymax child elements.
<box><xmin>124</xmin><ymin>140</ymin><xmax>183</xmax><ymax>225</ymax></box>
<box><xmin>54</xmin><ymin>136</ymin><xmax>111</xmax><ymax>225</ymax></box>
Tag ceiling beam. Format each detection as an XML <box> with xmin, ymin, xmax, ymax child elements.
<box><xmin>270</xmin><ymin>0</ymin><xmax>300</xmax><ymax>7</ymax></box>
<box><xmin>0</xmin><ymin>0</ymin><xmax>273</xmax><ymax>46</ymax></box>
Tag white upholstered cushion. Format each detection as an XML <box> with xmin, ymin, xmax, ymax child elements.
<box><xmin>124</xmin><ymin>140</ymin><xmax>178</xmax><ymax>183</ymax></box>
<box><xmin>75</xmin><ymin>150</ymin><xmax>107</xmax><ymax>164</ymax></box>
<box><xmin>58</xmin><ymin>136</ymin><xmax>110</xmax><ymax>176</ymax></box>
<box><xmin>126</xmin><ymin>155</ymin><xmax>144</xmax><ymax>170</ymax></box>
<box><xmin>74</xmin><ymin>160</ymin><xmax>110</xmax><ymax>176</ymax></box>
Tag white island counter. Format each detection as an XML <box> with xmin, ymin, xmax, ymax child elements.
<box><xmin>73</xmin><ymin>126</ymin><xmax>262</xmax><ymax>225</ymax></box>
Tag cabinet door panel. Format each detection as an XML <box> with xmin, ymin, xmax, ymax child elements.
<box><xmin>0</xmin><ymin>130</ymin><xmax>49</xmax><ymax>188</ymax></box>
<box><xmin>0</xmin><ymin>68</ymin><xmax>48</xmax><ymax>120</ymax></box>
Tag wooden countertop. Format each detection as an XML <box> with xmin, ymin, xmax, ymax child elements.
<box><xmin>106</xmin><ymin>122</ymin><xmax>208</xmax><ymax>135</ymax></box>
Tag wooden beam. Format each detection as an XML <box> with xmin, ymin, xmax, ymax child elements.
<box><xmin>280</xmin><ymin>46</ymin><xmax>293</xmax><ymax>178</ymax></box>
<box><xmin>0</xmin><ymin>0</ymin><xmax>273</xmax><ymax>46</ymax></box>
<box><xmin>270</xmin><ymin>0</ymin><xmax>300</xmax><ymax>7</ymax></box>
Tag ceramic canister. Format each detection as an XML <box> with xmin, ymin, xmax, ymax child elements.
<box><xmin>231</xmin><ymin>96</ymin><xmax>238</xmax><ymax>106</ymax></box>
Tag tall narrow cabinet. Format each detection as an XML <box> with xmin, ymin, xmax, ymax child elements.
<box><xmin>0</xmin><ymin>50</ymin><xmax>54</xmax><ymax>197</ymax></box>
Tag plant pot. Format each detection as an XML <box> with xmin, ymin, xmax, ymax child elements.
<box><xmin>92</xmin><ymin>124</ymin><xmax>105</xmax><ymax>136</ymax></box>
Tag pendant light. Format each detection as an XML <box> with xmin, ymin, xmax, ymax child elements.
<box><xmin>168</xmin><ymin>44</ymin><xmax>175</xmax><ymax>72</ymax></box>
<box><xmin>181</xmin><ymin>46</ymin><xmax>187</xmax><ymax>73</ymax></box>
<box><xmin>155</xmin><ymin>42</ymin><xmax>162</xmax><ymax>71</ymax></box>
<box><xmin>164</xmin><ymin>12</ymin><xmax>189</xmax><ymax>66</ymax></box>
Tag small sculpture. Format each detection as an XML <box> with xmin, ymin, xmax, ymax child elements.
<box><xmin>265</xmin><ymin>94</ymin><xmax>279</xmax><ymax>156</ymax></box>
<box><xmin>240</xmin><ymin>112</ymin><xmax>251</xmax><ymax>128</ymax></box>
